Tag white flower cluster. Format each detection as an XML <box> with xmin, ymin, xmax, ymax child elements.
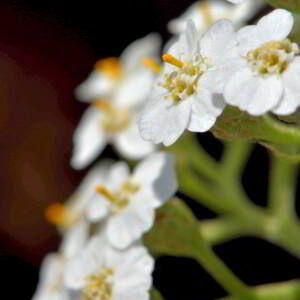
<box><xmin>33</xmin><ymin>153</ymin><xmax>177</xmax><ymax>300</ymax></box>
<box><xmin>139</xmin><ymin>8</ymin><xmax>300</xmax><ymax>146</ymax></box>
<box><xmin>33</xmin><ymin>1</ymin><xmax>300</xmax><ymax>300</ymax></box>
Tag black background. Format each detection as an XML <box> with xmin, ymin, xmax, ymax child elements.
<box><xmin>0</xmin><ymin>0</ymin><xmax>299</xmax><ymax>299</ymax></box>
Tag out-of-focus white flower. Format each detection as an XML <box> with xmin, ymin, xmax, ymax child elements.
<box><xmin>167</xmin><ymin>0</ymin><xmax>264</xmax><ymax>35</ymax></box>
<box><xmin>46</xmin><ymin>161</ymin><xmax>111</xmax><ymax>258</ymax></box>
<box><xmin>86</xmin><ymin>152</ymin><xmax>177</xmax><ymax>249</ymax></box>
<box><xmin>71</xmin><ymin>34</ymin><xmax>162</xmax><ymax>169</ymax></box>
<box><xmin>32</xmin><ymin>254</ymin><xmax>79</xmax><ymax>300</ymax></box>
<box><xmin>71</xmin><ymin>100</ymin><xmax>156</xmax><ymax>170</ymax></box>
<box><xmin>75</xmin><ymin>34</ymin><xmax>161</xmax><ymax>102</ymax></box>
<box><xmin>224</xmin><ymin>9</ymin><xmax>300</xmax><ymax>116</ymax></box>
<box><xmin>139</xmin><ymin>20</ymin><xmax>242</xmax><ymax>146</ymax></box>
<box><xmin>64</xmin><ymin>235</ymin><xmax>154</xmax><ymax>300</ymax></box>
<box><xmin>227</xmin><ymin>0</ymin><xmax>247</xmax><ymax>3</ymax></box>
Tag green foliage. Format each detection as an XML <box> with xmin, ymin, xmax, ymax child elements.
<box><xmin>143</xmin><ymin>198</ymin><xmax>203</xmax><ymax>257</ymax></box>
<box><xmin>211</xmin><ymin>106</ymin><xmax>300</xmax><ymax>162</ymax></box>
<box><xmin>266</xmin><ymin>0</ymin><xmax>300</xmax><ymax>13</ymax></box>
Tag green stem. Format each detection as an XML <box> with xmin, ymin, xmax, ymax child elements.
<box><xmin>221</xmin><ymin>141</ymin><xmax>253</xmax><ymax>181</ymax></box>
<box><xmin>268</xmin><ymin>156</ymin><xmax>298</xmax><ymax>218</ymax></box>
<box><xmin>168</xmin><ymin>132</ymin><xmax>220</xmax><ymax>182</ymax></box>
<box><xmin>200</xmin><ymin>218</ymin><xmax>260</xmax><ymax>246</ymax></box>
<box><xmin>194</xmin><ymin>242</ymin><xmax>255</xmax><ymax>300</ymax></box>
<box><xmin>220</xmin><ymin>280</ymin><xmax>300</xmax><ymax>300</ymax></box>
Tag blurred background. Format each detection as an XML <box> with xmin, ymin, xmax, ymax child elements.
<box><xmin>0</xmin><ymin>0</ymin><xmax>300</xmax><ymax>299</ymax></box>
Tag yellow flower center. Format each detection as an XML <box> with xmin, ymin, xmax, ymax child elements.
<box><xmin>45</xmin><ymin>203</ymin><xmax>76</xmax><ymax>229</ymax></box>
<box><xmin>83</xmin><ymin>268</ymin><xmax>114</xmax><ymax>300</ymax></box>
<box><xmin>247</xmin><ymin>39</ymin><xmax>299</xmax><ymax>75</ymax></box>
<box><xmin>96</xmin><ymin>181</ymin><xmax>140</xmax><ymax>213</ymax></box>
<box><xmin>94</xmin><ymin>100</ymin><xmax>130</xmax><ymax>134</ymax></box>
<box><xmin>95</xmin><ymin>57</ymin><xmax>122</xmax><ymax>79</ymax></box>
<box><xmin>161</xmin><ymin>53</ymin><xmax>210</xmax><ymax>103</ymax></box>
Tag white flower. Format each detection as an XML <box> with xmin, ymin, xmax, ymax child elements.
<box><xmin>64</xmin><ymin>235</ymin><xmax>154</xmax><ymax>300</ymax></box>
<box><xmin>46</xmin><ymin>161</ymin><xmax>111</xmax><ymax>258</ymax></box>
<box><xmin>86</xmin><ymin>152</ymin><xmax>177</xmax><ymax>249</ymax></box>
<box><xmin>167</xmin><ymin>0</ymin><xmax>264</xmax><ymax>35</ymax></box>
<box><xmin>224</xmin><ymin>9</ymin><xmax>300</xmax><ymax>115</ymax></box>
<box><xmin>71</xmin><ymin>101</ymin><xmax>157</xmax><ymax>170</ymax></box>
<box><xmin>71</xmin><ymin>34</ymin><xmax>162</xmax><ymax>169</ymax></box>
<box><xmin>75</xmin><ymin>34</ymin><xmax>161</xmax><ymax>102</ymax></box>
<box><xmin>32</xmin><ymin>253</ymin><xmax>79</xmax><ymax>300</ymax></box>
<box><xmin>139</xmin><ymin>20</ymin><xmax>241</xmax><ymax>146</ymax></box>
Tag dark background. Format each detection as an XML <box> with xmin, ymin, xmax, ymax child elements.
<box><xmin>0</xmin><ymin>0</ymin><xmax>299</xmax><ymax>299</ymax></box>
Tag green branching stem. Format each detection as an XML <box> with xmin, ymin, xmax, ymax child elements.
<box><xmin>220</xmin><ymin>280</ymin><xmax>300</xmax><ymax>300</ymax></box>
<box><xmin>194</xmin><ymin>241</ymin><xmax>256</xmax><ymax>300</ymax></box>
<box><xmin>268</xmin><ymin>156</ymin><xmax>298</xmax><ymax>218</ymax></box>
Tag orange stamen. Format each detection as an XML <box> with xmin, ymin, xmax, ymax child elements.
<box><xmin>96</xmin><ymin>185</ymin><xmax>115</xmax><ymax>202</ymax></box>
<box><xmin>94</xmin><ymin>99</ymin><xmax>112</xmax><ymax>111</ymax></box>
<box><xmin>95</xmin><ymin>57</ymin><xmax>122</xmax><ymax>79</ymax></box>
<box><xmin>162</xmin><ymin>54</ymin><xmax>184</xmax><ymax>68</ymax></box>
<box><xmin>141</xmin><ymin>57</ymin><xmax>161</xmax><ymax>73</ymax></box>
<box><xmin>45</xmin><ymin>203</ymin><xmax>67</xmax><ymax>226</ymax></box>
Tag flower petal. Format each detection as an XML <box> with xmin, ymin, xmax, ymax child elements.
<box><xmin>113</xmin><ymin>117</ymin><xmax>156</xmax><ymax>160</ymax></box>
<box><xmin>138</xmin><ymin>93</ymin><xmax>191</xmax><ymax>146</ymax></box>
<box><xmin>132</xmin><ymin>152</ymin><xmax>177</xmax><ymax>204</ymax></box>
<box><xmin>71</xmin><ymin>107</ymin><xmax>108</xmax><ymax>170</ymax></box>
<box><xmin>257</xmin><ymin>9</ymin><xmax>293</xmax><ymax>43</ymax></box>
<box><xmin>121</xmin><ymin>33</ymin><xmax>161</xmax><ymax>73</ymax></box>
<box><xmin>237</xmin><ymin>25</ymin><xmax>261</xmax><ymax>55</ymax></box>
<box><xmin>106</xmin><ymin>161</ymin><xmax>130</xmax><ymax>191</ymax></box>
<box><xmin>200</xmin><ymin>19</ymin><xmax>236</xmax><ymax>63</ymax></box>
<box><xmin>113</xmin><ymin>69</ymin><xmax>154</xmax><ymax>108</ymax></box>
<box><xmin>60</xmin><ymin>219</ymin><xmax>89</xmax><ymax>258</ymax></box>
<box><xmin>225</xmin><ymin>68</ymin><xmax>283</xmax><ymax>115</ymax></box>
<box><xmin>107</xmin><ymin>200</ymin><xmax>155</xmax><ymax>249</ymax></box>
<box><xmin>272</xmin><ymin>58</ymin><xmax>300</xmax><ymax>115</ymax></box>
<box><xmin>86</xmin><ymin>194</ymin><xmax>111</xmax><ymax>222</ymax></box>
<box><xmin>75</xmin><ymin>71</ymin><xmax>115</xmax><ymax>102</ymax></box>
<box><xmin>188</xmin><ymin>90</ymin><xmax>225</xmax><ymax>132</ymax></box>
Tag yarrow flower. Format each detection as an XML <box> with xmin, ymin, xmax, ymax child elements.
<box><xmin>167</xmin><ymin>0</ymin><xmax>263</xmax><ymax>35</ymax></box>
<box><xmin>64</xmin><ymin>235</ymin><xmax>154</xmax><ymax>300</ymax></box>
<box><xmin>45</xmin><ymin>161</ymin><xmax>111</xmax><ymax>258</ymax></box>
<box><xmin>224</xmin><ymin>9</ymin><xmax>300</xmax><ymax>115</ymax></box>
<box><xmin>71</xmin><ymin>34</ymin><xmax>162</xmax><ymax>169</ymax></box>
<box><xmin>139</xmin><ymin>19</ymin><xmax>241</xmax><ymax>146</ymax></box>
<box><xmin>86</xmin><ymin>152</ymin><xmax>177</xmax><ymax>249</ymax></box>
<box><xmin>75</xmin><ymin>34</ymin><xmax>161</xmax><ymax>102</ymax></box>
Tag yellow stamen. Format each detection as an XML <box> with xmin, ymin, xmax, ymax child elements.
<box><xmin>96</xmin><ymin>185</ymin><xmax>115</xmax><ymax>202</ymax></box>
<box><xmin>95</xmin><ymin>57</ymin><xmax>122</xmax><ymax>79</ymax></box>
<box><xmin>141</xmin><ymin>57</ymin><xmax>161</xmax><ymax>73</ymax></box>
<box><xmin>45</xmin><ymin>203</ymin><xmax>70</xmax><ymax>226</ymax></box>
<box><xmin>94</xmin><ymin>99</ymin><xmax>112</xmax><ymax>111</ymax></box>
<box><xmin>162</xmin><ymin>54</ymin><xmax>184</xmax><ymax>68</ymax></box>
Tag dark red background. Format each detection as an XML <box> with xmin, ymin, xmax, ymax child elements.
<box><xmin>0</xmin><ymin>0</ymin><xmax>299</xmax><ymax>299</ymax></box>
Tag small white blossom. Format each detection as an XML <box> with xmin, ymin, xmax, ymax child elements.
<box><xmin>75</xmin><ymin>34</ymin><xmax>161</xmax><ymax>102</ymax></box>
<box><xmin>167</xmin><ymin>0</ymin><xmax>264</xmax><ymax>35</ymax></box>
<box><xmin>64</xmin><ymin>235</ymin><xmax>154</xmax><ymax>300</ymax></box>
<box><xmin>86</xmin><ymin>152</ymin><xmax>177</xmax><ymax>249</ymax></box>
<box><xmin>71</xmin><ymin>34</ymin><xmax>162</xmax><ymax>169</ymax></box>
<box><xmin>32</xmin><ymin>254</ymin><xmax>80</xmax><ymax>300</ymax></box>
<box><xmin>224</xmin><ymin>9</ymin><xmax>300</xmax><ymax>115</ymax></box>
<box><xmin>46</xmin><ymin>161</ymin><xmax>111</xmax><ymax>258</ymax></box>
<box><xmin>139</xmin><ymin>20</ymin><xmax>241</xmax><ymax>146</ymax></box>
<box><xmin>71</xmin><ymin>100</ymin><xmax>156</xmax><ymax>169</ymax></box>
